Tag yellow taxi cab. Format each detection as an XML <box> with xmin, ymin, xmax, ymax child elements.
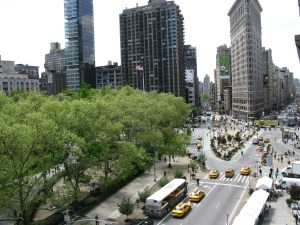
<box><xmin>197</xmin><ymin>135</ymin><xmax>203</xmax><ymax>141</ymax></box>
<box><xmin>264</xmin><ymin>138</ymin><xmax>270</xmax><ymax>143</ymax></box>
<box><xmin>225</xmin><ymin>168</ymin><xmax>235</xmax><ymax>178</ymax></box>
<box><xmin>240</xmin><ymin>166</ymin><xmax>251</xmax><ymax>175</ymax></box>
<box><xmin>188</xmin><ymin>189</ymin><xmax>205</xmax><ymax>202</ymax></box>
<box><xmin>196</xmin><ymin>144</ymin><xmax>203</xmax><ymax>150</ymax></box>
<box><xmin>258</xmin><ymin>136</ymin><xmax>264</xmax><ymax>141</ymax></box>
<box><xmin>171</xmin><ymin>201</ymin><xmax>191</xmax><ymax>218</ymax></box>
<box><xmin>209</xmin><ymin>169</ymin><xmax>219</xmax><ymax>179</ymax></box>
<box><xmin>256</xmin><ymin>146</ymin><xmax>263</xmax><ymax>151</ymax></box>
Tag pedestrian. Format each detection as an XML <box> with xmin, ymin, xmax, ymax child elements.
<box><xmin>259</xmin><ymin>168</ymin><xmax>262</xmax><ymax>177</ymax></box>
<box><xmin>196</xmin><ymin>178</ymin><xmax>200</xmax><ymax>186</ymax></box>
<box><xmin>164</xmin><ymin>157</ymin><xmax>166</xmax><ymax>163</ymax></box>
<box><xmin>164</xmin><ymin>170</ymin><xmax>166</xmax><ymax>177</ymax></box>
<box><xmin>293</xmin><ymin>150</ymin><xmax>295</xmax><ymax>156</ymax></box>
<box><xmin>281</xmin><ymin>155</ymin><xmax>283</xmax><ymax>163</ymax></box>
<box><xmin>95</xmin><ymin>215</ymin><xmax>99</xmax><ymax>225</ymax></box>
<box><xmin>241</xmin><ymin>150</ymin><xmax>243</xmax><ymax>156</ymax></box>
<box><xmin>270</xmin><ymin>167</ymin><xmax>273</xmax><ymax>175</ymax></box>
<box><xmin>136</xmin><ymin>199</ymin><xmax>140</xmax><ymax>208</ymax></box>
<box><xmin>295</xmin><ymin>213</ymin><xmax>298</xmax><ymax>225</ymax></box>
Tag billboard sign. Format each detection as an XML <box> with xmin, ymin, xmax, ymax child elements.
<box><xmin>219</xmin><ymin>55</ymin><xmax>230</xmax><ymax>79</ymax></box>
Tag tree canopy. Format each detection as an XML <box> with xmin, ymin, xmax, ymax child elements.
<box><xmin>0</xmin><ymin>86</ymin><xmax>190</xmax><ymax>224</ymax></box>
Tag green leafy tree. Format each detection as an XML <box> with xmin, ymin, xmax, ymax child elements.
<box><xmin>200</xmin><ymin>93</ymin><xmax>210</xmax><ymax>104</ymax></box>
<box><xmin>138</xmin><ymin>187</ymin><xmax>152</xmax><ymax>205</ymax></box>
<box><xmin>118</xmin><ymin>197</ymin><xmax>134</xmax><ymax>219</ymax></box>
<box><xmin>0</xmin><ymin>105</ymin><xmax>66</xmax><ymax>225</ymax></box>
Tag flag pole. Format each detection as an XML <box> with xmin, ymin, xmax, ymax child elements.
<box><xmin>143</xmin><ymin>70</ymin><xmax>145</xmax><ymax>92</ymax></box>
<box><xmin>141</xmin><ymin>56</ymin><xmax>145</xmax><ymax>92</ymax></box>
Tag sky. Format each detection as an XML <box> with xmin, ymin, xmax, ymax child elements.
<box><xmin>0</xmin><ymin>0</ymin><xmax>299</xmax><ymax>81</ymax></box>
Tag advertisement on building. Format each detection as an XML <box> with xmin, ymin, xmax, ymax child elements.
<box><xmin>219</xmin><ymin>55</ymin><xmax>230</xmax><ymax>79</ymax></box>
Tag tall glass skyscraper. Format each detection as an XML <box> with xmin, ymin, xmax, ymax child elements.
<box><xmin>64</xmin><ymin>0</ymin><xmax>96</xmax><ymax>91</ymax></box>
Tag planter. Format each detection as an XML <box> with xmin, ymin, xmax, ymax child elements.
<box><xmin>125</xmin><ymin>219</ymin><xmax>132</xmax><ymax>225</ymax></box>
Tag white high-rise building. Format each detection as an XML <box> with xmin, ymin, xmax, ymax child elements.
<box><xmin>228</xmin><ymin>0</ymin><xmax>263</xmax><ymax>120</ymax></box>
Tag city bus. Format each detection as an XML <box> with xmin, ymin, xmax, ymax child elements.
<box><xmin>145</xmin><ymin>178</ymin><xmax>188</xmax><ymax>218</ymax></box>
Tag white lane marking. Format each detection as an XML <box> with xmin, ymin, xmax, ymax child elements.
<box><xmin>233</xmin><ymin>175</ymin><xmax>239</xmax><ymax>182</ymax></box>
<box><xmin>238</xmin><ymin>175</ymin><xmax>243</xmax><ymax>182</ymax></box>
<box><xmin>199</xmin><ymin>181</ymin><xmax>246</xmax><ymax>189</ymax></box>
<box><xmin>196</xmin><ymin>184</ymin><xmax>217</xmax><ymax>207</ymax></box>
<box><xmin>216</xmin><ymin>202</ymin><xmax>220</xmax><ymax>208</ymax></box>
<box><xmin>204</xmin><ymin>174</ymin><xmax>208</xmax><ymax>179</ymax></box>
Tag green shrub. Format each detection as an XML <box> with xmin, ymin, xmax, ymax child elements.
<box><xmin>158</xmin><ymin>176</ymin><xmax>169</xmax><ymax>187</ymax></box>
<box><xmin>286</xmin><ymin>198</ymin><xmax>295</xmax><ymax>206</ymax></box>
<box><xmin>173</xmin><ymin>169</ymin><xmax>184</xmax><ymax>178</ymax></box>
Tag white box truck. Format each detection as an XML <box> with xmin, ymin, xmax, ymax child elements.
<box><xmin>275</xmin><ymin>177</ymin><xmax>300</xmax><ymax>189</ymax></box>
<box><xmin>281</xmin><ymin>161</ymin><xmax>300</xmax><ymax>177</ymax></box>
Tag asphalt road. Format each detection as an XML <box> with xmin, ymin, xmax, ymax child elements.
<box><xmin>155</xmin><ymin>123</ymin><xmax>252</xmax><ymax>225</ymax></box>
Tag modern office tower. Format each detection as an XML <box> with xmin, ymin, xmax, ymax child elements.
<box><xmin>64</xmin><ymin>0</ymin><xmax>96</xmax><ymax>91</ymax></box>
<box><xmin>294</xmin><ymin>78</ymin><xmax>300</xmax><ymax>94</ymax></box>
<box><xmin>184</xmin><ymin>45</ymin><xmax>200</xmax><ymax>107</ymax></box>
<box><xmin>261</xmin><ymin>47</ymin><xmax>274</xmax><ymax>115</ymax></box>
<box><xmin>45</xmin><ymin>42</ymin><xmax>66</xmax><ymax>73</ymax></box>
<box><xmin>203</xmin><ymin>74</ymin><xmax>210</xmax><ymax>94</ymax></box>
<box><xmin>120</xmin><ymin>0</ymin><xmax>186</xmax><ymax>97</ymax></box>
<box><xmin>277</xmin><ymin>68</ymin><xmax>294</xmax><ymax>107</ymax></box>
<box><xmin>228</xmin><ymin>0</ymin><xmax>263</xmax><ymax>120</ymax></box>
<box><xmin>96</xmin><ymin>61</ymin><xmax>122</xmax><ymax>89</ymax></box>
<box><xmin>15</xmin><ymin>64</ymin><xmax>39</xmax><ymax>79</ymax></box>
<box><xmin>185</xmin><ymin>69</ymin><xmax>196</xmax><ymax>106</ymax></box>
<box><xmin>215</xmin><ymin>44</ymin><xmax>231</xmax><ymax>108</ymax></box>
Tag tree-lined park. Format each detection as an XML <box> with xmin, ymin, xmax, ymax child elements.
<box><xmin>0</xmin><ymin>86</ymin><xmax>190</xmax><ymax>225</ymax></box>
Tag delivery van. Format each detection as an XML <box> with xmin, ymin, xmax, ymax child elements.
<box><xmin>275</xmin><ymin>177</ymin><xmax>300</xmax><ymax>189</ymax></box>
<box><xmin>252</xmin><ymin>137</ymin><xmax>259</xmax><ymax>144</ymax></box>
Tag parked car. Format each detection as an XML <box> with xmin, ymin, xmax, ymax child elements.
<box><xmin>171</xmin><ymin>201</ymin><xmax>191</xmax><ymax>218</ymax></box>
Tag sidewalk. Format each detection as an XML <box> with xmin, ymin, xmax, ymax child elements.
<box><xmin>82</xmin><ymin>156</ymin><xmax>192</xmax><ymax>225</ymax></box>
